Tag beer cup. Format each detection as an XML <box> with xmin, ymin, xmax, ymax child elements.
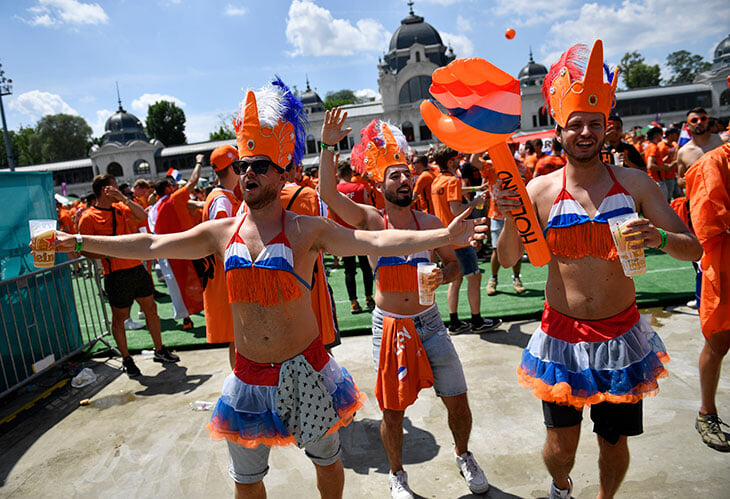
<box><xmin>417</xmin><ymin>262</ymin><xmax>438</xmax><ymax>305</ymax></box>
<box><xmin>607</xmin><ymin>213</ymin><xmax>646</xmax><ymax>277</ymax></box>
<box><xmin>29</xmin><ymin>219</ymin><xmax>57</xmax><ymax>268</ymax></box>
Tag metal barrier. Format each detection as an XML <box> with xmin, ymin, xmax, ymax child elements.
<box><xmin>0</xmin><ymin>257</ymin><xmax>117</xmax><ymax>399</ymax></box>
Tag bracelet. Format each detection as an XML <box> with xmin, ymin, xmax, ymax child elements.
<box><xmin>320</xmin><ymin>142</ymin><xmax>336</xmax><ymax>152</ymax></box>
<box><xmin>74</xmin><ymin>234</ymin><xmax>83</xmax><ymax>252</ymax></box>
<box><xmin>657</xmin><ymin>228</ymin><xmax>667</xmax><ymax>249</ymax></box>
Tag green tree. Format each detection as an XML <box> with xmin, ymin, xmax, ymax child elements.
<box><xmin>665</xmin><ymin>50</ymin><xmax>712</xmax><ymax>85</ymax></box>
<box><xmin>324</xmin><ymin>89</ymin><xmax>357</xmax><ymax>110</ymax></box>
<box><xmin>14</xmin><ymin>125</ymin><xmax>42</xmax><ymax>165</ymax></box>
<box><xmin>619</xmin><ymin>51</ymin><xmax>661</xmax><ymax>89</ymax></box>
<box><xmin>209</xmin><ymin>112</ymin><xmax>235</xmax><ymax>140</ymax></box>
<box><xmin>32</xmin><ymin>114</ymin><xmax>92</xmax><ymax>163</ymax></box>
<box><xmin>146</xmin><ymin>100</ymin><xmax>186</xmax><ymax>146</ymax></box>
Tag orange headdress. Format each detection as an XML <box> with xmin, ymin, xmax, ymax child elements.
<box><xmin>351</xmin><ymin>120</ymin><xmax>409</xmax><ymax>182</ymax></box>
<box><xmin>542</xmin><ymin>40</ymin><xmax>618</xmax><ymax>128</ymax></box>
<box><xmin>233</xmin><ymin>77</ymin><xmax>308</xmax><ymax>169</ymax></box>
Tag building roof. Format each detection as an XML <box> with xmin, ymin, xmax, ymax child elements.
<box><xmin>338</xmin><ymin>101</ymin><xmax>384</xmax><ymax>118</ymax></box>
<box><xmin>158</xmin><ymin>138</ymin><xmax>236</xmax><ymax>157</ymax></box>
<box><xmin>715</xmin><ymin>33</ymin><xmax>730</xmax><ymax>60</ymax></box>
<box><xmin>103</xmin><ymin>104</ymin><xmax>149</xmax><ymax>145</ymax></box>
<box><xmin>518</xmin><ymin>50</ymin><xmax>547</xmax><ymax>80</ymax></box>
<box><xmin>388</xmin><ymin>8</ymin><xmax>443</xmax><ymax>51</ymax></box>
<box><xmin>8</xmin><ymin>157</ymin><xmax>93</xmax><ymax>172</ymax></box>
<box><xmin>615</xmin><ymin>83</ymin><xmax>711</xmax><ymax>100</ymax></box>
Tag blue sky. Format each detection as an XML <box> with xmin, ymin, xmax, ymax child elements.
<box><xmin>1</xmin><ymin>0</ymin><xmax>728</xmax><ymax>143</ymax></box>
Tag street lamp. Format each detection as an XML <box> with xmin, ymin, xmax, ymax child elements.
<box><xmin>0</xmin><ymin>63</ymin><xmax>15</xmax><ymax>172</ymax></box>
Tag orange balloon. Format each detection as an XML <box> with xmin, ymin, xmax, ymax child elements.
<box><xmin>505</xmin><ymin>28</ymin><xmax>516</xmax><ymax>40</ymax></box>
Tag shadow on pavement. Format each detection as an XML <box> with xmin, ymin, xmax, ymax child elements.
<box><xmin>478</xmin><ymin>321</ymin><xmax>532</xmax><ymax>349</ymax></box>
<box><xmin>133</xmin><ymin>362</ymin><xmax>211</xmax><ymax>397</ymax></box>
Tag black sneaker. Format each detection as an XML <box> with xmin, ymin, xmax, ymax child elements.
<box><xmin>448</xmin><ymin>320</ymin><xmax>471</xmax><ymax>335</ymax></box>
<box><xmin>471</xmin><ymin>318</ymin><xmax>503</xmax><ymax>334</ymax></box>
<box><xmin>154</xmin><ymin>347</ymin><xmax>180</xmax><ymax>363</ymax></box>
<box><xmin>122</xmin><ymin>356</ymin><xmax>141</xmax><ymax>377</ymax></box>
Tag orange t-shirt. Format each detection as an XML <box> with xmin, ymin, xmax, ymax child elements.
<box><xmin>78</xmin><ymin>203</ymin><xmax>142</xmax><ymax>274</ymax></box>
<box><xmin>534</xmin><ymin>155</ymin><xmax>566</xmax><ymax>177</ymax></box>
<box><xmin>58</xmin><ymin>207</ymin><xmax>74</xmax><ymax>233</ymax></box>
<box><xmin>657</xmin><ymin>140</ymin><xmax>676</xmax><ymax>180</ymax></box>
<box><xmin>431</xmin><ymin>172</ymin><xmax>465</xmax><ymax>248</ymax></box>
<box><xmin>413</xmin><ymin>169</ymin><xmax>436</xmax><ymax>214</ymax></box>
<box><xmin>644</xmin><ymin>142</ymin><xmax>664</xmax><ymax>182</ymax></box>
<box><xmin>524</xmin><ymin>153</ymin><xmax>538</xmax><ymax>172</ymax></box>
<box><xmin>281</xmin><ymin>183</ymin><xmax>320</xmax><ymax>216</ymax></box>
<box><xmin>201</xmin><ymin>188</ymin><xmax>241</xmax><ymax>344</ymax></box>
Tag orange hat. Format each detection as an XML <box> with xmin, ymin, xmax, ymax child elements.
<box><xmin>542</xmin><ymin>40</ymin><xmax>618</xmax><ymax>128</ymax></box>
<box><xmin>233</xmin><ymin>77</ymin><xmax>307</xmax><ymax>169</ymax></box>
<box><xmin>351</xmin><ymin>120</ymin><xmax>408</xmax><ymax>183</ymax></box>
<box><xmin>210</xmin><ymin>144</ymin><xmax>238</xmax><ymax>172</ymax></box>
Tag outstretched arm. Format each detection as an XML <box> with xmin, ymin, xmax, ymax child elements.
<box><xmin>309</xmin><ymin>207</ymin><xmax>487</xmax><ymax>257</ymax></box>
<box><xmin>318</xmin><ymin>108</ymin><xmax>377</xmax><ymax>229</ymax></box>
<box><xmin>51</xmin><ymin>218</ymin><xmax>228</xmax><ymax>261</ymax></box>
<box><xmin>186</xmin><ymin>154</ymin><xmax>204</xmax><ymax>193</ymax></box>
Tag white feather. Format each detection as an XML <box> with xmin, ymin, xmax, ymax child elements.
<box><xmin>235</xmin><ymin>82</ymin><xmax>285</xmax><ymax>129</ymax></box>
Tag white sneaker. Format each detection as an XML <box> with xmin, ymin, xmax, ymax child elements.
<box><xmin>549</xmin><ymin>477</ymin><xmax>573</xmax><ymax>499</ymax></box>
<box><xmin>686</xmin><ymin>299</ymin><xmax>698</xmax><ymax>309</ymax></box>
<box><xmin>455</xmin><ymin>451</ymin><xmax>489</xmax><ymax>494</ymax></box>
<box><xmin>124</xmin><ymin>318</ymin><xmax>145</xmax><ymax>330</ymax></box>
<box><xmin>137</xmin><ymin>311</ymin><xmax>145</xmax><ymax>320</ymax></box>
<box><xmin>388</xmin><ymin>470</ymin><xmax>414</xmax><ymax>499</ymax></box>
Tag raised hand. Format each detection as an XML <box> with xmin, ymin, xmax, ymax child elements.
<box><xmin>321</xmin><ymin>107</ymin><xmax>352</xmax><ymax>147</ymax></box>
<box><xmin>446</xmin><ymin>206</ymin><xmax>489</xmax><ymax>248</ymax></box>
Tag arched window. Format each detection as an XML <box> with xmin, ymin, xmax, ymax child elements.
<box><xmin>721</xmin><ymin>89</ymin><xmax>730</xmax><ymax>106</ymax></box>
<box><xmin>398</xmin><ymin>76</ymin><xmax>432</xmax><ymax>104</ymax></box>
<box><xmin>133</xmin><ymin>159</ymin><xmax>150</xmax><ymax>176</ymax></box>
<box><xmin>415</xmin><ymin>52</ymin><xmax>421</xmax><ymax>62</ymax></box>
<box><xmin>306</xmin><ymin>135</ymin><xmax>317</xmax><ymax>155</ymax></box>
<box><xmin>419</xmin><ymin>120</ymin><xmax>432</xmax><ymax>141</ymax></box>
<box><xmin>401</xmin><ymin>121</ymin><xmax>414</xmax><ymax>142</ymax></box>
<box><xmin>107</xmin><ymin>162</ymin><xmax>123</xmax><ymax>177</ymax></box>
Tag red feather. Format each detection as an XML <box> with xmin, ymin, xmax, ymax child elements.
<box><xmin>542</xmin><ymin>44</ymin><xmax>589</xmax><ymax>110</ymax></box>
<box><xmin>351</xmin><ymin>119</ymin><xmax>379</xmax><ymax>175</ymax></box>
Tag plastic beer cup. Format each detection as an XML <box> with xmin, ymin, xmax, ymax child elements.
<box><xmin>607</xmin><ymin>213</ymin><xmax>646</xmax><ymax>277</ymax></box>
<box><xmin>29</xmin><ymin>219</ymin><xmax>57</xmax><ymax>268</ymax></box>
<box><xmin>417</xmin><ymin>262</ymin><xmax>438</xmax><ymax>305</ymax></box>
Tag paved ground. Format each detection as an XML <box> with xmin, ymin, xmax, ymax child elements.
<box><xmin>1</xmin><ymin>303</ymin><xmax>728</xmax><ymax>498</ymax></box>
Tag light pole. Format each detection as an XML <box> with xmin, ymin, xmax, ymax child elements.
<box><xmin>0</xmin><ymin>63</ymin><xmax>15</xmax><ymax>172</ymax></box>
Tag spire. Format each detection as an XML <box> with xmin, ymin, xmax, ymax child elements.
<box><xmin>529</xmin><ymin>47</ymin><xmax>534</xmax><ymax>64</ymax></box>
<box><xmin>115</xmin><ymin>81</ymin><xmax>125</xmax><ymax>112</ymax></box>
<box><xmin>305</xmin><ymin>75</ymin><xmax>311</xmax><ymax>92</ymax></box>
<box><xmin>407</xmin><ymin>0</ymin><xmax>414</xmax><ymax>15</ymax></box>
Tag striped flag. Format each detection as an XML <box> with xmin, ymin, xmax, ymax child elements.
<box><xmin>167</xmin><ymin>168</ymin><xmax>182</xmax><ymax>182</ymax></box>
<box><xmin>678</xmin><ymin>123</ymin><xmax>692</xmax><ymax>147</ymax></box>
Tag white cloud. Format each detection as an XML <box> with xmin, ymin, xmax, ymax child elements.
<box><xmin>285</xmin><ymin>0</ymin><xmax>390</xmax><ymax>56</ymax></box>
<box><xmin>90</xmin><ymin>108</ymin><xmax>113</xmax><ymax>137</ymax></box>
<box><xmin>224</xmin><ymin>4</ymin><xmax>247</xmax><ymax>16</ymax></box>
<box><xmin>441</xmin><ymin>32</ymin><xmax>474</xmax><ymax>58</ymax></box>
<box><xmin>492</xmin><ymin>0</ymin><xmax>576</xmax><ymax>27</ymax></box>
<box><xmin>185</xmin><ymin>112</ymin><xmax>222</xmax><ymax>143</ymax></box>
<box><xmin>542</xmin><ymin>0</ymin><xmax>729</xmax><ymax>64</ymax></box>
<box><xmin>131</xmin><ymin>93</ymin><xmax>186</xmax><ymax>115</ymax></box>
<box><xmin>456</xmin><ymin>14</ymin><xmax>472</xmax><ymax>33</ymax></box>
<box><xmin>9</xmin><ymin>90</ymin><xmax>77</xmax><ymax>121</ymax></box>
<box><xmin>24</xmin><ymin>0</ymin><xmax>109</xmax><ymax>27</ymax></box>
<box><xmin>355</xmin><ymin>88</ymin><xmax>380</xmax><ymax>101</ymax></box>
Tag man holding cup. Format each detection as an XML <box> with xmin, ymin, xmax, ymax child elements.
<box><xmin>495</xmin><ymin>40</ymin><xmax>702</xmax><ymax>499</ymax></box>
<box><xmin>318</xmin><ymin>114</ymin><xmax>490</xmax><ymax>498</ymax></box>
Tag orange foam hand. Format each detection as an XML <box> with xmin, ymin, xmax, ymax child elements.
<box><xmin>420</xmin><ymin>57</ymin><xmax>551</xmax><ymax>266</ymax></box>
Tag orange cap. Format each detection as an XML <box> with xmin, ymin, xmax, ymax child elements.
<box><xmin>210</xmin><ymin>144</ymin><xmax>238</xmax><ymax>172</ymax></box>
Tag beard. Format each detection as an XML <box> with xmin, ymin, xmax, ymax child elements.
<box><xmin>244</xmin><ymin>183</ymin><xmax>279</xmax><ymax>210</ymax></box>
<box><xmin>690</xmin><ymin>124</ymin><xmax>707</xmax><ymax>136</ymax></box>
<box><xmin>384</xmin><ymin>188</ymin><xmax>413</xmax><ymax>207</ymax></box>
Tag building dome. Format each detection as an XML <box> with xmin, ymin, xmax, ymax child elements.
<box><xmin>103</xmin><ymin>104</ymin><xmax>149</xmax><ymax>144</ymax></box>
<box><xmin>300</xmin><ymin>78</ymin><xmax>325</xmax><ymax>113</ymax></box>
<box><xmin>389</xmin><ymin>11</ymin><xmax>443</xmax><ymax>51</ymax></box>
<box><xmin>518</xmin><ymin>51</ymin><xmax>548</xmax><ymax>80</ymax></box>
<box><xmin>714</xmin><ymin>33</ymin><xmax>730</xmax><ymax>64</ymax></box>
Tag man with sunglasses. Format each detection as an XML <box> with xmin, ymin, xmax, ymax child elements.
<box><xmin>50</xmin><ymin>81</ymin><xmax>489</xmax><ymax>498</ymax></box>
<box><xmin>677</xmin><ymin>108</ymin><xmax>725</xmax><ymax>187</ymax></box>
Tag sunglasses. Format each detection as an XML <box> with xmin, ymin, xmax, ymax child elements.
<box><xmin>230</xmin><ymin>159</ymin><xmax>284</xmax><ymax>175</ymax></box>
<box><xmin>688</xmin><ymin>115</ymin><xmax>708</xmax><ymax>125</ymax></box>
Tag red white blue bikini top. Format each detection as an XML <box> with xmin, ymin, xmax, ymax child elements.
<box><xmin>224</xmin><ymin>212</ymin><xmax>311</xmax><ymax>294</ymax></box>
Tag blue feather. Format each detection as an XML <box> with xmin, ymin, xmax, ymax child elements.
<box><xmin>271</xmin><ymin>75</ymin><xmax>309</xmax><ymax>165</ymax></box>
<box><xmin>603</xmin><ymin>63</ymin><xmax>614</xmax><ymax>84</ymax></box>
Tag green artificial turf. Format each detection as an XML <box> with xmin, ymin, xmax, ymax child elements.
<box><xmin>91</xmin><ymin>249</ymin><xmax>696</xmax><ymax>353</ymax></box>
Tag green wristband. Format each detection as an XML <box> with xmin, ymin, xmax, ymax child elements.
<box><xmin>320</xmin><ymin>142</ymin><xmax>335</xmax><ymax>152</ymax></box>
<box><xmin>74</xmin><ymin>234</ymin><xmax>83</xmax><ymax>252</ymax></box>
<box><xmin>657</xmin><ymin>228</ymin><xmax>667</xmax><ymax>249</ymax></box>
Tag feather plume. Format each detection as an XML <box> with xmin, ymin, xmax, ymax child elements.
<box><xmin>350</xmin><ymin>119</ymin><xmax>408</xmax><ymax>176</ymax></box>
<box><xmin>542</xmin><ymin>44</ymin><xmax>589</xmax><ymax>109</ymax></box>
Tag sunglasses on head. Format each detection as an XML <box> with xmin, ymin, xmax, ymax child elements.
<box><xmin>230</xmin><ymin>159</ymin><xmax>284</xmax><ymax>175</ymax></box>
<box><xmin>688</xmin><ymin>115</ymin><xmax>708</xmax><ymax>125</ymax></box>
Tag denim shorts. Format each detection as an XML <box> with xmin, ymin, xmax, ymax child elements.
<box><xmin>226</xmin><ymin>432</ymin><xmax>341</xmax><ymax>484</ymax></box>
<box><xmin>490</xmin><ymin>218</ymin><xmax>505</xmax><ymax>247</ymax></box>
<box><xmin>371</xmin><ymin>305</ymin><xmax>468</xmax><ymax>398</ymax></box>
<box><xmin>454</xmin><ymin>246</ymin><xmax>479</xmax><ymax>277</ymax></box>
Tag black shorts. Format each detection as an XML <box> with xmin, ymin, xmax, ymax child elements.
<box><xmin>542</xmin><ymin>400</ymin><xmax>643</xmax><ymax>445</ymax></box>
<box><xmin>104</xmin><ymin>265</ymin><xmax>155</xmax><ymax>309</ymax></box>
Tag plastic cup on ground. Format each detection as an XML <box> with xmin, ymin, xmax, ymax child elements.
<box><xmin>417</xmin><ymin>262</ymin><xmax>438</xmax><ymax>305</ymax></box>
<box><xmin>29</xmin><ymin>219</ymin><xmax>57</xmax><ymax>268</ymax></box>
<box><xmin>607</xmin><ymin>212</ymin><xmax>646</xmax><ymax>277</ymax></box>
